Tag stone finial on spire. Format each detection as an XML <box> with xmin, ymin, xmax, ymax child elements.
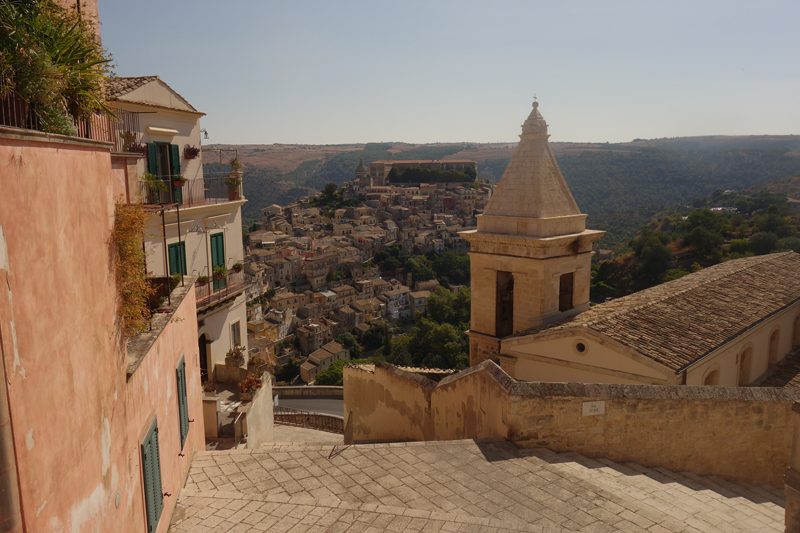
<box><xmin>521</xmin><ymin>99</ymin><xmax>548</xmax><ymax>136</ymax></box>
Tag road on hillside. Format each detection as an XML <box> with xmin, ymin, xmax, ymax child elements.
<box><xmin>275</xmin><ymin>397</ymin><xmax>344</xmax><ymax>417</ymax></box>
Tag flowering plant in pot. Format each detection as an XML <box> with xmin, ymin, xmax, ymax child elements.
<box><xmin>225</xmin><ymin>344</ymin><xmax>245</xmax><ymax>367</ymax></box>
<box><xmin>213</xmin><ymin>265</ymin><xmax>227</xmax><ymax>280</ymax></box>
<box><xmin>196</xmin><ymin>275</ymin><xmax>209</xmax><ymax>286</ymax></box>
<box><xmin>184</xmin><ymin>145</ymin><xmax>201</xmax><ymax>159</ymax></box>
<box><xmin>172</xmin><ymin>174</ymin><xmax>186</xmax><ymax>187</ymax></box>
<box><xmin>232</xmin><ymin>262</ymin><xmax>243</xmax><ymax>273</ymax></box>
<box><xmin>237</xmin><ymin>375</ymin><xmax>262</xmax><ymax>401</ymax></box>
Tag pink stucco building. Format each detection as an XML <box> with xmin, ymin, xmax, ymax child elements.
<box><xmin>0</xmin><ymin>126</ymin><xmax>204</xmax><ymax>531</ymax></box>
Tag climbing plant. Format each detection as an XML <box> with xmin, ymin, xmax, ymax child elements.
<box><xmin>112</xmin><ymin>197</ymin><xmax>151</xmax><ymax>338</ymax></box>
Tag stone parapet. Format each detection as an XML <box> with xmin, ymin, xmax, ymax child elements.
<box><xmin>344</xmin><ymin>360</ymin><xmax>800</xmax><ymax>487</ymax></box>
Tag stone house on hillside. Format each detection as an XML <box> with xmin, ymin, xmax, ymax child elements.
<box><xmin>300</xmin><ymin>341</ymin><xmax>350</xmax><ymax>383</ymax></box>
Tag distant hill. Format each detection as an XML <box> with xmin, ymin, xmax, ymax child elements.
<box><xmin>205</xmin><ymin>135</ymin><xmax>800</xmax><ymax>229</ymax></box>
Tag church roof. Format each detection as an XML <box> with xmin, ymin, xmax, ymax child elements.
<box><xmin>508</xmin><ymin>253</ymin><xmax>800</xmax><ymax>372</ymax></box>
<box><xmin>482</xmin><ymin>101</ymin><xmax>581</xmax><ymax>219</ymax></box>
<box><xmin>355</xmin><ymin>158</ymin><xmax>367</xmax><ymax>173</ymax></box>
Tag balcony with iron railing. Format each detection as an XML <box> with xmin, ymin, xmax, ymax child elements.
<box><xmin>136</xmin><ymin>172</ymin><xmax>243</xmax><ymax>208</ymax></box>
<box><xmin>195</xmin><ymin>270</ymin><xmax>248</xmax><ymax>312</ymax></box>
<box><xmin>1</xmin><ymin>93</ymin><xmax>145</xmax><ymax>153</ymax></box>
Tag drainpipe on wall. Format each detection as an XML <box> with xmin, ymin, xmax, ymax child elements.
<box><xmin>0</xmin><ymin>332</ymin><xmax>24</xmax><ymax>532</ymax></box>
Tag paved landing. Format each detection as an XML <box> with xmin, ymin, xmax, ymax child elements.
<box><xmin>271</xmin><ymin>424</ymin><xmax>343</xmax><ymax>445</ymax></box>
<box><xmin>169</xmin><ymin>439</ymin><xmax>784</xmax><ymax>533</ymax></box>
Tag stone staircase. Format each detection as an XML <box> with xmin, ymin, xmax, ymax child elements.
<box><xmin>169</xmin><ymin>439</ymin><xmax>784</xmax><ymax>532</ymax></box>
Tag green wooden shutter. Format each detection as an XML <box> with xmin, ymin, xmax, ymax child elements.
<box><xmin>170</xmin><ymin>144</ymin><xmax>181</xmax><ymax>177</ymax></box>
<box><xmin>147</xmin><ymin>143</ymin><xmax>158</xmax><ymax>175</ymax></box>
<box><xmin>180</xmin><ymin>242</ymin><xmax>186</xmax><ymax>274</ymax></box>
<box><xmin>141</xmin><ymin>419</ymin><xmax>163</xmax><ymax>533</ymax></box>
<box><xmin>210</xmin><ymin>233</ymin><xmax>226</xmax><ymax>291</ymax></box>
<box><xmin>168</xmin><ymin>243</ymin><xmax>187</xmax><ymax>275</ymax></box>
<box><xmin>176</xmin><ymin>358</ymin><xmax>189</xmax><ymax>448</ymax></box>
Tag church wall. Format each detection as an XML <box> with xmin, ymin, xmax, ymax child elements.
<box><xmin>344</xmin><ymin>361</ymin><xmax>799</xmax><ymax>487</ymax></box>
<box><xmin>687</xmin><ymin>303</ymin><xmax>800</xmax><ymax>386</ymax></box>
<box><xmin>506</xmin><ymin>335</ymin><xmax>675</xmax><ymax>384</ymax></box>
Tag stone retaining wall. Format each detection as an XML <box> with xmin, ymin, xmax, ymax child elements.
<box><xmin>344</xmin><ymin>361</ymin><xmax>800</xmax><ymax>487</ymax></box>
<box><xmin>274</xmin><ymin>386</ymin><xmax>343</xmax><ymax>398</ymax></box>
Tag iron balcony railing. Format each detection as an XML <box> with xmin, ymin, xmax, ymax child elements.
<box><xmin>1</xmin><ymin>92</ymin><xmax>140</xmax><ymax>152</ymax></box>
<box><xmin>273</xmin><ymin>405</ymin><xmax>344</xmax><ymax>434</ymax></box>
<box><xmin>137</xmin><ymin>175</ymin><xmax>242</xmax><ymax>207</ymax></box>
<box><xmin>196</xmin><ymin>271</ymin><xmax>247</xmax><ymax>310</ymax></box>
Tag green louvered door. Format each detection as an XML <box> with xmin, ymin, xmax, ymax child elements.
<box><xmin>170</xmin><ymin>144</ymin><xmax>182</xmax><ymax>205</ymax></box>
<box><xmin>176</xmin><ymin>358</ymin><xmax>189</xmax><ymax>448</ymax></box>
<box><xmin>210</xmin><ymin>233</ymin><xmax>226</xmax><ymax>291</ymax></box>
<box><xmin>168</xmin><ymin>242</ymin><xmax>186</xmax><ymax>276</ymax></box>
<box><xmin>141</xmin><ymin>419</ymin><xmax>163</xmax><ymax>533</ymax></box>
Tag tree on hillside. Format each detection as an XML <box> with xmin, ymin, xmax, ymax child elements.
<box><xmin>382</xmin><ymin>322</ymin><xmax>392</xmax><ymax>359</ymax></box>
<box><xmin>749</xmin><ymin>232</ymin><xmax>778</xmax><ymax>255</ymax></box>
<box><xmin>361</xmin><ymin>322</ymin><xmax>385</xmax><ymax>351</ymax></box>
<box><xmin>335</xmin><ymin>333</ymin><xmax>362</xmax><ymax>359</ymax></box>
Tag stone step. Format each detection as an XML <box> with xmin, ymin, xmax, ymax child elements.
<box><xmin>179</xmin><ymin>438</ymin><xmax>784</xmax><ymax>533</ymax></box>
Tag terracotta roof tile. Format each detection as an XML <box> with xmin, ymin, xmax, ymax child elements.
<box><xmin>511</xmin><ymin>253</ymin><xmax>800</xmax><ymax>372</ymax></box>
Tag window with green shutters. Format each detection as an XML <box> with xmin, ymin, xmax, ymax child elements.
<box><xmin>168</xmin><ymin>242</ymin><xmax>187</xmax><ymax>276</ymax></box>
<box><xmin>210</xmin><ymin>232</ymin><xmax>226</xmax><ymax>291</ymax></box>
<box><xmin>176</xmin><ymin>358</ymin><xmax>190</xmax><ymax>449</ymax></box>
<box><xmin>141</xmin><ymin>418</ymin><xmax>163</xmax><ymax>533</ymax></box>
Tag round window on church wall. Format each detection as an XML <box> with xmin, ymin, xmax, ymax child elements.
<box><xmin>574</xmin><ymin>340</ymin><xmax>587</xmax><ymax>354</ymax></box>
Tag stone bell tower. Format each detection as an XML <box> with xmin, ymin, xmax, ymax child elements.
<box><xmin>461</xmin><ymin>101</ymin><xmax>604</xmax><ymax>366</ymax></box>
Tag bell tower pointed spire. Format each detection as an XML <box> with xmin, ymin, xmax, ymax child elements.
<box><xmin>460</xmin><ymin>100</ymin><xmax>604</xmax><ymax>371</ymax></box>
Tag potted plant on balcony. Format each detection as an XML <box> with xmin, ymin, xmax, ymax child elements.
<box><xmin>213</xmin><ymin>265</ymin><xmax>227</xmax><ymax>280</ymax></box>
<box><xmin>232</xmin><ymin>262</ymin><xmax>243</xmax><ymax>273</ymax></box>
<box><xmin>225</xmin><ymin>175</ymin><xmax>242</xmax><ymax>201</ymax></box>
<box><xmin>202</xmin><ymin>381</ymin><xmax>218</xmax><ymax>395</ymax></box>
<box><xmin>172</xmin><ymin>174</ymin><xmax>186</xmax><ymax>187</ymax></box>
<box><xmin>237</xmin><ymin>375</ymin><xmax>262</xmax><ymax>401</ymax></box>
<box><xmin>228</xmin><ymin>157</ymin><xmax>242</xmax><ymax>171</ymax></box>
<box><xmin>184</xmin><ymin>145</ymin><xmax>201</xmax><ymax>160</ymax></box>
<box><xmin>225</xmin><ymin>344</ymin><xmax>245</xmax><ymax>368</ymax></box>
<box><xmin>248</xmin><ymin>356</ymin><xmax>265</xmax><ymax>374</ymax></box>
<box><xmin>196</xmin><ymin>276</ymin><xmax>209</xmax><ymax>287</ymax></box>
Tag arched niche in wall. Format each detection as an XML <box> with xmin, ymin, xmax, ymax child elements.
<box><xmin>769</xmin><ymin>328</ymin><xmax>781</xmax><ymax>365</ymax></box>
<box><xmin>703</xmin><ymin>365</ymin><xmax>720</xmax><ymax>386</ymax></box>
<box><xmin>738</xmin><ymin>345</ymin><xmax>753</xmax><ymax>386</ymax></box>
<box><xmin>793</xmin><ymin>314</ymin><xmax>800</xmax><ymax>348</ymax></box>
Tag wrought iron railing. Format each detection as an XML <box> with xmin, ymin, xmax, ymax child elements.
<box><xmin>273</xmin><ymin>405</ymin><xmax>344</xmax><ymax>434</ymax></box>
<box><xmin>137</xmin><ymin>176</ymin><xmax>241</xmax><ymax>207</ymax></box>
<box><xmin>196</xmin><ymin>271</ymin><xmax>247</xmax><ymax>309</ymax></box>
<box><xmin>0</xmin><ymin>92</ymin><xmax>139</xmax><ymax>152</ymax></box>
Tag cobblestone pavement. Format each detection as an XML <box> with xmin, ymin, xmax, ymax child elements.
<box><xmin>169</xmin><ymin>439</ymin><xmax>784</xmax><ymax>532</ymax></box>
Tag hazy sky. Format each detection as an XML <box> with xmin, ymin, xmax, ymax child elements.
<box><xmin>100</xmin><ymin>0</ymin><xmax>799</xmax><ymax>145</ymax></box>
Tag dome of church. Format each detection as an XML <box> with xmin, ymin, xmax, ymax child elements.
<box><xmin>355</xmin><ymin>158</ymin><xmax>367</xmax><ymax>174</ymax></box>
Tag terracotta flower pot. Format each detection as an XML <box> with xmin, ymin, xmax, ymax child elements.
<box><xmin>173</xmin><ymin>181</ymin><xmax>185</xmax><ymax>187</ymax></box>
<box><xmin>228</xmin><ymin>190</ymin><xmax>238</xmax><ymax>201</ymax></box>
<box><xmin>239</xmin><ymin>392</ymin><xmax>253</xmax><ymax>401</ymax></box>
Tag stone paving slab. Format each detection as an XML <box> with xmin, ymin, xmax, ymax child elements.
<box><xmin>170</xmin><ymin>439</ymin><xmax>784</xmax><ymax>532</ymax></box>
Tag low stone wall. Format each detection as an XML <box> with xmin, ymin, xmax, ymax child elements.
<box><xmin>214</xmin><ymin>363</ymin><xmax>248</xmax><ymax>384</ymax></box>
<box><xmin>344</xmin><ymin>361</ymin><xmax>800</xmax><ymax>487</ymax></box>
<box><xmin>242</xmin><ymin>373</ymin><xmax>274</xmax><ymax>449</ymax></box>
<box><xmin>274</xmin><ymin>386</ymin><xmax>343</xmax><ymax>398</ymax></box>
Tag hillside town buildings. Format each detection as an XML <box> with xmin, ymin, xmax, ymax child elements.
<box><xmin>237</xmin><ymin>155</ymin><xmax>493</xmax><ymax>384</ymax></box>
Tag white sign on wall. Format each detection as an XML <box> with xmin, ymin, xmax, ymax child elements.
<box><xmin>582</xmin><ymin>401</ymin><xmax>606</xmax><ymax>416</ymax></box>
